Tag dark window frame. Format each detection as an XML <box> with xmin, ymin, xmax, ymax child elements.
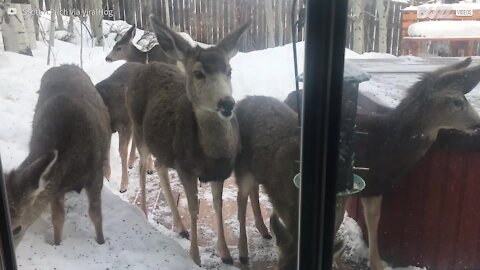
<box><xmin>298</xmin><ymin>0</ymin><xmax>349</xmax><ymax>269</ymax></box>
<box><xmin>0</xmin><ymin>155</ymin><xmax>17</xmax><ymax>270</ymax></box>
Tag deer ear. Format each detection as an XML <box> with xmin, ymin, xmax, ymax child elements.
<box><xmin>124</xmin><ymin>25</ymin><xmax>136</xmax><ymax>41</ymax></box>
<box><xmin>130</xmin><ymin>25</ymin><xmax>137</xmax><ymax>40</ymax></box>
<box><xmin>149</xmin><ymin>14</ymin><xmax>192</xmax><ymax>61</ymax></box>
<box><xmin>436</xmin><ymin>57</ymin><xmax>472</xmax><ymax>75</ymax></box>
<box><xmin>439</xmin><ymin>62</ymin><xmax>480</xmax><ymax>94</ymax></box>
<box><xmin>217</xmin><ymin>21</ymin><xmax>250</xmax><ymax>59</ymax></box>
<box><xmin>23</xmin><ymin>150</ymin><xmax>58</xmax><ymax>196</ymax></box>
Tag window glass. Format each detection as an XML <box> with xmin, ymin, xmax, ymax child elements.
<box><xmin>1</xmin><ymin>1</ymin><xmax>308</xmax><ymax>269</ymax></box>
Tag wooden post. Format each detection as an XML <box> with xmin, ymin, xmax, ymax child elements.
<box><xmin>264</xmin><ymin>0</ymin><xmax>274</xmax><ymax>48</ymax></box>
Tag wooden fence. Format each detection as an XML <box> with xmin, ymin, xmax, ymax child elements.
<box><xmin>345</xmin><ymin>1</ymin><xmax>409</xmax><ymax>56</ymax></box>
<box><xmin>37</xmin><ymin>0</ymin><xmax>408</xmax><ymax>55</ymax></box>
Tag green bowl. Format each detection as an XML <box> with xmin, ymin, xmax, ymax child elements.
<box><xmin>292</xmin><ymin>173</ymin><xmax>366</xmax><ymax>197</ymax></box>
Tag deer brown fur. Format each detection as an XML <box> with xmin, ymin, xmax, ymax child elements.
<box><xmin>125</xmin><ymin>15</ymin><xmax>249</xmax><ymax>265</ymax></box>
<box><xmin>5</xmin><ymin>65</ymin><xmax>110</xmax><ymax>247</ymax></box>
<box><xmin>235</xmin><ymin>96</ymin><xmax>300</xmax><ymax>270</ymax></box>
<box><xmin>355</xmin><ymin>58</ymin><xmax>480</xmax><ymax>270</ymax></box>
<box><xmin>96</xmin><ymin>62</ymin><xmax>154</xmax><ymax>193</ymax></box>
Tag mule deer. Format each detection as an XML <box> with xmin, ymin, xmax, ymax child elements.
<box><xmin>355</xmin><ymin>58</ymin><xmax>480</xmax><ymax>270</ymax></box>
<box><xmin>105</xmin><ymin>25</ymin><xmax>176</xmax><ymax>65</ymax></box>
<box><xmin>235</xmin><ymin>96</ymin><xmax>300</xmax><ymax>269</ymax></box>
<box><xmin>4</xmin><ymin>65</ymin><xmax>111</xmax><ymax>246</ymax></box>
<box><xmin>126</xmin><ymin>15</ymin><xmax>248</xmax><ymax>265</ymax></box>
<box><xmin>96</xmin><ymin>62</ymin><xmax>154</xmax><ymax>193</ymax></box>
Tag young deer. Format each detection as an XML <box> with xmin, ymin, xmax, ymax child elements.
<box><xmin>355</xmin><ymin>58</ymin><xmax>480</xmax><ymax>270</ymax></box>
<box><xmin>5</xmin><ymin>65</ymin><xmax>111</xmax><ymax>247</ymax></box>
<box><xmin>126</xmin><ymin>15</ymin><xmax>249</xmax><ymax>265</ymax></box>
<box><xmin>96</xmin><ymin>62</ymin><xmax>154</xmax><ymax>193</ymax></box>
<box><xmin>105</xmin><ymin>25</ymin><xmax>176</xmax><ymax>65</ymax></box>
<box><xmin>235</xmin><ymin>96</ymin><xmax>300</xmax><ymax>269</ymax></box>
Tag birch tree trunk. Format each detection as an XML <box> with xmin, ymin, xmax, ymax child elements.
<box><xmin>47</xmin><ymin>0</ymin><xmax>57</xmax><ymax>64</ymax></box>
<box><xmin>377</xmin><ymin>0</ymin><xmax>389</xmax><ymax>53</ymax></box>
<box><xmin>264</xmin><ymin>0</ymin><xmax>275</xmax><ymax>48</ymax></box>
<box><xmin>1</xmin><ymin>3</ymin><xmax>33</xmax><ymax>55</ymax></box>
<box><xmin>86</xmin><ymin>0</ymin><xmax>103</xmax><ymax>46</ymax></box>
<box><xmin>55</xmin><ymin>0</ymin><xmax>64</xmax><ymax>30</ymax></box>
<box><xmin>22</xmin><ymin>4</ymin><xmax>37</xmax><ymax>49</ymax></box>
<box><xmin>351</xmin><ymin>0</ymin><xmax>366</xmax><ymax>53</ymax></box>
<box><xmin>31</xmin><ymin>0</ymin><xmax>40</xmax><ymax>40</ymax></box>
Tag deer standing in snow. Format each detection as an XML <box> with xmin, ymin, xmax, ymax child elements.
<box><xmin>126</xmin><ymin>15</ymin><xmax>249</xmax><ymax>265</ymax></box>
<box><xmin>5</xmin><ymin>65</ymin><xmax>110</xmax><ymax>246</ymax></box>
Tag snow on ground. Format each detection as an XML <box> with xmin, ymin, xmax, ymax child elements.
<box><xmin>0</xmin><ymin>19</ymin><xmax>463</xmax><ymax>269</ymax></box>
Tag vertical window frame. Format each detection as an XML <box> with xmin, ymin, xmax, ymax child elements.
<box><xmin>298</xmin><ymin>0</ymin><xmax>350</xmax><ymax>269</ymax></box>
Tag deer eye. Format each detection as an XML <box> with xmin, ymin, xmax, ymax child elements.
<box><xmin>12</xmin><ymin>226</ymin><xmax>22</xmax><ymax>236</ymax></box>
<box><xmin>453</xmin><ymin>99</ymin><xmax>464</xmax><ymax>108</ymax></box>
<box><xmin>193</xmin><ymin>70</ymin><xmax>205</xmax><ymax>80</ymax></box>
<box><xmin>115</xmin><ymin>46</ymin><xmax>122</xmax><ymax>51</ymax></box>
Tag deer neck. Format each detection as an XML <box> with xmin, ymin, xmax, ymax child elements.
<box><xmin>194</xmin><ymin>109</ymin><xmax>239</xmax><ymax>160</ymax></box>
<box><xmin>129</xmin><ymin>46</ymin><xmax>148</xmax><ymax>63</ymax></box>
<box><xmin>22</xmin><ymin>185</ymin><xmax>55</xmax><ymax>233</ymax></box>
<box><xmin>385</xmin><ymin>106</ymin><xmax>438</xmax><ymax>157</ymax></box>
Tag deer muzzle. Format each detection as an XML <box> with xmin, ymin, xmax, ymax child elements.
<box><xmin>217</xmin><ymin>96</ymin><xmax>235</xmax><ymax>118</ymax></box>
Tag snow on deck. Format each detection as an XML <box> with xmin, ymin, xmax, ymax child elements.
<box><xmin>408</xmin><ymin>20</ymin><xmax>480</xmax><ymax>38</ymax></box>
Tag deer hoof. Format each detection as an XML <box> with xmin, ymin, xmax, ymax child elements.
<box><xmin>262</xmin><ymin>233</ymin><xmax>272</xmax><ymax>239</ymax></box>
<box><xmin>179</xmin><ymin>230</ymin><xmax>190</xmax><ymax>239</ymax></box>
<box><xmin>147</xmin><ymin>170</ymin><xmax>154</xmax><ymax>175</ymax></box>
<box><xmin>128</xmin><ymin>165</ymin><xmax>133</xmax><ymax>169</ymax></box>
<box><xmin>97</xmin><ymin>237</ymin><xmax>105</xmax><ymax>245</ymax></box>
<box><xmin>240</xmin><ymin>257</ymin><xmax>249</xmax><ymax>264</ymax></box>
<box><xmin>119</xmin><ymin>189</ymin><xmax>127</xmax><ymax>193</ymax></box>
<box><xmin>221</xmin><ymin>257</ymin><xmax>234</xmax><ymax>265</ymax></box>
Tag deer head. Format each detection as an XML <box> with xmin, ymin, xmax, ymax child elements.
<box><xmin>396</xmin><ymin>57</ymin><xmax>480</xmax><ymax>138</ymax></box>
<box><xmin>150</xmin><ymin>14</ymin><xmax>250</xmax><ymax>119</ymax></box>
<box><xmin>105</xmin><ymin>25</ymin><xmax>137</xmax><ymax>63</ymax></box>
<box><xmin>5</xmin><ymin>150</ymin><xmax>57</xmax><ymax>246</ymax></box>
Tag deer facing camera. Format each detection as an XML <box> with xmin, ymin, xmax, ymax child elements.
<box><xmin>7</xmin><ymin>7</ymin><xmax>17</xmax><ymax>15</ymax></box>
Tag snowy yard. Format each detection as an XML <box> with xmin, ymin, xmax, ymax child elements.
<box><xmin>2</xmin><ymin>17</ymin><xmax>475</xmax><ymax>270</ymax></box>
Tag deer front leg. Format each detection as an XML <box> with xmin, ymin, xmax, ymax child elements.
<box><xmin>249</xmin><ymin>184</ymin><xmax>271</xmax><ymax>239</ymax></box>
<box><xmin>211</xmin><ymin>181</ymin><xmax>233</xmax><ymax>264</ymax></box>
<box><xmin>236</xmin><ymin>174</ymin><xmax>255</xmax><ymax>264</ymax></box>
<box><xmin>147</xmin><ymin>155</ymin><xmax>154</xmax><ymax>175</ymax></box>
<box><xmin>138</xmin><ymin>146</ymin><xmax>150</xmax><ymax>216</ymax></box>
<box><xmin>179</xmin><ymin>172</ymin><xmax>201</xmax><ymax>266</ymax></box>
<box><xmin>119</xmin><ymin>129</ymin><xmax>130</xmax><ymax>193</ymax></box>
<box><xmin>86</xmin><ymin>184</ymin><xmax>105</xmax><ymax>245</ymax></box>
<box><xmin>51</xmin><ymin>195</ymin><xmax>65</xmax><ymax>245</ymax></box>
<box><xmin>361</xmin><ymin>196</ymin><xmax>384</xmax><ymax>270</ymax></box>
<box><xmin>128</xmin><ymin>137</ymin><xmax>136</xmax><ymax>169</ymax></box>
<box><xmin>156</xmin><ymin>163</ymin><xmax>188</xmax><ymax>238</ymax></box>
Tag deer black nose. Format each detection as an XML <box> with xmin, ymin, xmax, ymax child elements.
<box><xmin>218</xmin><ymin>97</ymin><xmax>235</xmax><ymax>117</ymax></box>
<box><xmin>105</xmin><ymin>56</ymin><xmax>112</xmax><ymax>62</ymax></box>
